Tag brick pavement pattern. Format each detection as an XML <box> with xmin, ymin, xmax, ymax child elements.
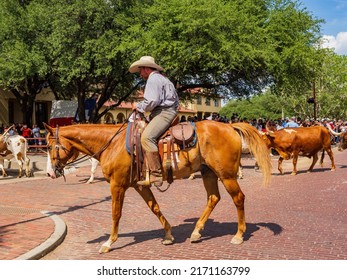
<box><xmin>0</xmin><ymin>148</ymin><xmax>346</xmax><ymax>260</ymax></box>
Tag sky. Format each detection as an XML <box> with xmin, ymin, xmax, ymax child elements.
<box><xmin>299</xmin><ymin>0</ymin><xmax>347</xmax><ymax>55</ymax></box>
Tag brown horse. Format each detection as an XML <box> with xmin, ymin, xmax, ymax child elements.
<box><xmin>44</xmin><ymin>121</ymin><xmax>271</xmax><ymax>253</ymax></box>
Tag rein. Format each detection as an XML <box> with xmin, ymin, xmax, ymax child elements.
<box><xmin>51</xmin><ymin>114</ymin><xmax>134</xmax><ymax>171</ymax></box>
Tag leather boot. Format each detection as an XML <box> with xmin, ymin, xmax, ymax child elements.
<box><xmin>137</xmin><ymin>151</ymin><xmax>163</xmax><ymax>187</ymax></box>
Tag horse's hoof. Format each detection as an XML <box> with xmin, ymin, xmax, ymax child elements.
<box><xmin>190</xmin><ymin>232</ymin><xmax>201</xmax><ymax>242</ymax></box>
<box><xmin>231</xmin><ymin>236</ymin><xmax>243</xmax><ymax>245</ymax></box>
<box><xmin>99</xmin><ymin>246</ymin><xmax>111</xmax><ymax>254</ymax></box>
<box><xmin>331</xmin><ymin>168</ymin><xmax>336</xmax><ymax>172</ymax></box>
<box><xmin>162</xmin><ymin>237</ymin><xmax>174</xmax><ymax>245</ymax></box>
<box><xmin>290</xmin><ymin>172</ymin><xmax>297</xmax><ymax>176</ymax></box>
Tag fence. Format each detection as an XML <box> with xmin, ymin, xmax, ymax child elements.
<box><xmin>26</xmin><ymin>137</ymin><xmax>47</xmax><ymax>154</ymax></box>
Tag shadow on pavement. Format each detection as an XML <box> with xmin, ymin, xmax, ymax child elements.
<box><xmin>86</xmin><ymin>218</ymin><xmax>283</xmax><ymax>251</ymax></box>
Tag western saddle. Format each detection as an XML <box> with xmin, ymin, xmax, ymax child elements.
<box><xmin>128</xmin><ymin>115</ymin><xmax>196</xmax><ymax>187</ymax></box>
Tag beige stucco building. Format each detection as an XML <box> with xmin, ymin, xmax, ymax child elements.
<box><xmin>0</xmin><ymin>87</ymin><xmax>222</xmax><ymax>128</ymax></box>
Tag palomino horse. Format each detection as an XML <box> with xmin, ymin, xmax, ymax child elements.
<box><xmin>44</xmin><ymin>121</ymin><xmax>271</xmax><ymax>253</ymax></box>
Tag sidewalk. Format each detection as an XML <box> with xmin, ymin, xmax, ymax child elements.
<box><xmin>0</xmin><ymin>154</ymin><xmax>92</xmax><ymax>260</ymax></box>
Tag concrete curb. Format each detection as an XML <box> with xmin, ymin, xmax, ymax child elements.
<box><xmin>15</xmin><ymin>211</ymin><xmax>67</xmax><ymax>260</ymax></box>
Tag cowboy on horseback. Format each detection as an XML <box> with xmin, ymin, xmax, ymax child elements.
<box><xmin>129</xmin><ymin>56</ymin><xmax>179</xmax><ymax>187</ymax></box>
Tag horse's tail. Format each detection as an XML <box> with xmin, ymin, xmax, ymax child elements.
<box><xmin>231</xmin><ymin>122</ymin><xmax>272</xmax><ymax>187</ymax></box>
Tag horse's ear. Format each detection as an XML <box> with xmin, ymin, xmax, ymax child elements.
<box><xmin>43</xmin><ymin>122</ymin><xmax>54</xmax><ymax>134</ymax></box>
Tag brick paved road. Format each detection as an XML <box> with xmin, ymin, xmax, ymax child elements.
<box><xmin>1</xmin><ymin>149</ymin><xmax>346</xmax><ymax>260</ymax></box>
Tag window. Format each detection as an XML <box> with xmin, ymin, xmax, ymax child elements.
<box><xmin>197</xmin><ymin>95</ymin><xmax>202</xmax><ymax>105</ymax></box>
<box><xmin>205</xmin><ymin>97</ymin><xmax>211</xmax><ymax>106</ymax></box>
<box><xmin>214</xmin><ymin>99</ymin><xmax>219</xmax><ymax>107</ymax></box>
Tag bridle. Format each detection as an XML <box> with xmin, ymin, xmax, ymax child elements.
<box><xmin>48</xmin><ymin>121</ymin><xmax>129</xmax><ymax>179</ymax></box>
<box><xmin>48</xmin><ymin>125</ymin><xmax>73</xmax><ymax>180</ymax></box>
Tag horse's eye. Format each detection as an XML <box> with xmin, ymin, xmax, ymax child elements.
<box><xmin>54</xmin><ymin>145</ymin><xmax>59</xmax><ymax>150</ymax></box>
<box><xmin>47</xmin><ymin>146</ymin><xmax>51</xmax><ymax>151</ymax></box>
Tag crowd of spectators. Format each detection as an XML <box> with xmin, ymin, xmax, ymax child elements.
<box><xmin>181</xmin><ymin>112</ymin><xmax>347</xmax><ymax>145</ymax></box>
<box><xmin>189</xmin><ymin>112</ymin><xmax>347</xmax><ymax>133</ymax></box>
<box><xmin>2</xmin><ymin>115</ymin><xmax>346</xmax><ymax>146</ymax></box>
<box><xmin>0</xmin><ymin>123</ymin><xmax>45</xmax><ymax>146</ymax></box>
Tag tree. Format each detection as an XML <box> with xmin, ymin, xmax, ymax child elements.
<box><xmin>314</xmin><ymin>51</ymin><xmax>347</xmax><ymax>119</ymax></box>
<box><xmin>221</xmin><ymin>51</ymin><xmax>347</xmax><ymax>121</ymax></box>
<box><xmin>0</xmin><ymin>0</ymin><xmax>139</xmax><ymax>124</ymax></box>
<box><xmin>0</xmin><ymin>0</ymin><xmax>325</xmax><ymax>125</ymax></box>
<box><xmin>0</xmin><ymin>0</ymin><xmax>50</xmax><ymax>126</ymax></box>
<box><xmin>128</xmin><ymin>0</ymin><xmax>322</xmax><ymax>97</ymax></box>
<box><xmin>43</xmin><ymin>0</ymin><xmax>144</xmax><ymax>122</ymax></box>
<box><xmin>219</xmin><ymin>92</ymin><xmax>289</xmax><ymax>120</ymax></box>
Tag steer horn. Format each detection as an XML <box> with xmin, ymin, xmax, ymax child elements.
<box><xmin>265</xmin><ymin>121</ymin><xmax>276</xmax><ymax>133</ymax></box>
<box><xmin>327</xmin><ymin>125</ymin><xmax>342</xmax><ymax>136</ymax></box>
<box><xmin>1</xmin><ymin>124</ymin><xmax>15</xmax><ymax>138</ymax></box>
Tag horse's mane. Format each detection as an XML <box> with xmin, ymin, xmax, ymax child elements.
<box><xmin>68</xmin><ymin>123</ymin><xmax>127</xmax><ymax>128</ymax></box>
<box><xmin>58</xmin><ymin>123</ymin><xmax>128</xmax><ymax>137</ymax></box>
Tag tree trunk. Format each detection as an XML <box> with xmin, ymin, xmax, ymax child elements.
<box><xmin>76</xmin><ymin>80</ymin><xmax>86</xmax><ymax>123</ymax></box>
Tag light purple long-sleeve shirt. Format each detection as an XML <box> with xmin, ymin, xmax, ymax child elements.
<box><xmin>136</xmin><ymin>71</ymin><xmax>179</xmax><ymax>113</ymax></box>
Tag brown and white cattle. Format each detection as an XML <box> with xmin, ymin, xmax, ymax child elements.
<box><xmin>261</xmin><ymin>126</ymin><xmax>335</xmax><ymax>175</ymax></box>
<box><xmin>0</xmin><ymin>134</ymin><xmax>31</xmax><ymax>178</ymax></box>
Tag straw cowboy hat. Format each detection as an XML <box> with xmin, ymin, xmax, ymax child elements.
<box><xmin>129</xmin><ymin>56</ymin><xmax>164</xmax><ymax>73</ymax></box>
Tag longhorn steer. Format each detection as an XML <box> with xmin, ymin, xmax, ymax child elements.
<box><xmin>0</xmin><ymin>135</ymin><xmax>31</xmax><ymax>178</ymax></box>
<box><xmin>261</xmin><ymin>126</ymin><xmax>335</xmax><ymax>175</ymax></box>
<box><xmin>336</xmin><ymin>132</ymin><xmax>347</xmax><ymax>151</ymax></box>
<box><xmin>326</xmin><ymin>126</ymin><xmax>347</xmax><ymax>151</ymax></box>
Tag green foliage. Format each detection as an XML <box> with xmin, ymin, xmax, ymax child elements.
<box><xmin>219</xmin><ymin>92</ymin><xmax>287</xmax><ymax>120</ymax></box>
<box><xmin>0</xmin><ymin>0</ymin><xmax>49</xmax><ymax>84</ymax></box>
<box><xmin>1</xmin><ymin>0</ymin><xmax>345</xmax><ymax>124</ymax></box>
<box><xmin>129</xmin><ymin>0</ymin><xmax>323</xmax><ymax>98</ymax></box>
<box><xmin>221</xmin><ymin>50</ymin><xmax>347</xmax><ymax>121</ymax></box>
<box><xmin>315</xmin><ymin>51</ymin><xmax>347</xmax><ymax>119</ymax></box>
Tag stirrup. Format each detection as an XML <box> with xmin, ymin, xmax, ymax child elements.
<box><xmin>137</xmin><ymin>170</ymin><xmax>151</xmax><ymax>186</ymax></box>
<box><xmin>137</xmin><ymin>176</ymin><xmax>163</xmax><ymax>187</ymax></box>
<box><xmin>137</xmin><ymin>172</ymin><xmax>163</xmax><ymax>187</ymax></box>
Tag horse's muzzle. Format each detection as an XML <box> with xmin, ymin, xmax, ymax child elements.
<box><xmin>46</xmin><ymin>168</ymin><xmax>63</xmax><ymax>179</ymax></box>
<box><xmin>47</xmin><ymin>172</ymin><xmax>56</xmax><ymax>178</ymax></box>
<box><xmin>54</xmin><ymin>168</ymin><xmax>64</xmax><ymax>178</ymax></box>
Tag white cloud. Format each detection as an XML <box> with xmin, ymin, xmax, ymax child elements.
<box><xmin>321</xmin><ymin>32</ymin><xmax>347</xmax><ymax>55</ymax></box>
